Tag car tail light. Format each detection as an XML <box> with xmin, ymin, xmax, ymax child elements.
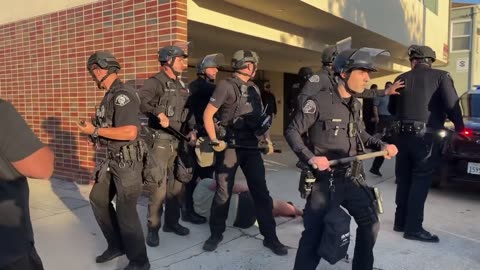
<box><xmin>457</xmin><ymin>128</ymin><xmax>474</xmax><ymax>141</ymax></box>
<box><xmin>460</xmin><ymin>128</ymin><xmax>473</xmax><ymax>137</ymax></box>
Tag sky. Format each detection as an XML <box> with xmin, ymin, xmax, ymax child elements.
<box><xmin>453</xmin><ymin>0</ymin><xmax>480</xmax><ymax>3</ymax></box>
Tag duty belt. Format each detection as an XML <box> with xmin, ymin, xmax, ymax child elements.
<box><xmin>153</xmin><ymin>130</ymin><xmax>176</xmax><ymax>140</ymax></box>
<box><xmin>394</xmin><ymin>120</ymin><xmax>438</xmax><ymax>135</ymax></box>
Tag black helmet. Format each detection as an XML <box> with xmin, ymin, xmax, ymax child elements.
<box><xmin>196</xmin><ymin>53</ymin><xmax>225</xmax><ymax>74</ymax></box>
<box><xmin>322</xmin><ymin>46</ymin><xmax>338</xmax><ymax>64</ymax></box>
<box><xmin>298</xmin><ymin>67</ymin><xmax>313</xmax><ymax>80</ymax></box>
<box><xmin>231</xmin><ymin>50</ymin><xmax>259</xmax><ymax>70</ymax></box>
<box><xmin>158</xmin><ymin>45</ymin><xmax>188</xmax><ymax>64</ymax></box>
<box><xmin>87</xmin><ymin>51</ymin><xmax>121</xmax><ymax>72</ymax></box>
<box><xmin>408</xmin><ymin>45</ymin><xmax>436</xmax><ymax>62</ymax></box>
<box><xmin>333</xmin><ymin>48</ymin><xmax>378</xmax><ymax>74</ymax></box>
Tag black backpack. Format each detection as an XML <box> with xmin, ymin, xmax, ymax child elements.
<box><xmin>317</xmin><ymin>206</ymin><xmax>351</xmax><ymax>264</ymax></box>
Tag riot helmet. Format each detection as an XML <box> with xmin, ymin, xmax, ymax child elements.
<box><xmin>196</xmin><ymin>53</ymin><xmax>225</xmax><ymax>81</ymax></box>
<box><xmin>333</xmin><ymin>48</ymin><xmax>390</xmax><ymax>94</ymax></box>
<box><xmin>298</xmin><ymin>67</ymin><xmax>314</xmax><ymax>81</ymax></box>
<box><xmin>231</xmin><ymin>50</ymin><xmax>259</xmax><ymax>68</ymax></box>
<box><xmin>333</xmin><ymin>49</ymin><xmax>378</xmax><ymax>74</ymax></box>
<box><xmin>87</xmin><ymin>51</ymin><xmax>121</xmax><ymax>89</ymax></box>
<box><xmin>322</xmin><ymin>46</ymin><xmax>338</xmax><ymax>65</ymax></box>
<box><xmin>407</xmin><ymin>45</ymin><xmax>436</xmax><ymax>65</ymax></box>
<box><xmin>158</xmin><ymin>45</ymin><xmax>188</xmax><ymax>64</ymax></box>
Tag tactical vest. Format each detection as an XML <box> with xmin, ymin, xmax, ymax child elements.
<box><xmin>95</xmin><ymin>81</ymin><xmax>140</xmax><ymax>145</ymax></box>
<box><xmin>153</xmin><ymin>76</ymin><xmax>189</xmax><ymax>129</ymax></box>
<box><xmin>217</xmin><ymin>77</ymin><xmax>263</xmax><ymax>132</ymax></box>
<box><xmin>308</xmin><ymin>79</ymin><xmax>366</xmax><ymax>156</ymax></box>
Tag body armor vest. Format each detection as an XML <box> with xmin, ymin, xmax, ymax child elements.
<box><xmin>307</xmin><ymin>78</ymin><xmax>366</xmax><ymax>157</ymax></box>
<box><xmin>217</xmin><ymin>77</ymin><xmax>263</xmax><ymax>132</ymax></box>
<box><xmin>153</xmin><ymin>76</ymin><xmax>189</xmax><ymax>131</ymax></box>
<box><xmin>95</xmin><ymin>82</ymin><xmax>139</xmax><ymax>146</ymax></box>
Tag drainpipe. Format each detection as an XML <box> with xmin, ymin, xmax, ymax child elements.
<box><xmin>468</xmin><ymin>6</ymin><xmax>475</xmax><ymax>91</ymax></box>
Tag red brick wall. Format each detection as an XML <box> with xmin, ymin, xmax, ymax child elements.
<box><xmin>0</xmin><ymin>0</ymin><xmax>188</xmax><ymax>183</ymax></box>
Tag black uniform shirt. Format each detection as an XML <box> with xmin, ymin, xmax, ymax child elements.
<box><xmin>139</xmin><ymin>70</ymin><xmax>187</xmax><ymax>131</ymax></box>
<box><xmin>0</xmin><ymin>100</ymin><xmax>44</xmax><ymax>267</ymax></box>
<box><xmin>101</xmin><ymin>79</ymin><xmax>140</xmax><ymax>152</ymax></box>
<box><xmin>388</xmin><ymin>64</ymin><xmax>464</xmax><ymax>131</ymax></box>
<box><xmin>188</xmin><ymin>77</ymin><xmax>216</xmax><ymax>127</ymax></box>
<box><xmin>285</xmin><ymin>74</ymin><xmax>385</xmax><ymax>163</ymax></box>
<box><xmin>209</xmin><ymin>76</ymin><xmax>238</xmax><ymax>109</ymax></box>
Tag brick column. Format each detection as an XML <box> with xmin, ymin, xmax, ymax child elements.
<box><xmin>0</xmin><ymin>0</ymin><xmax>188</xmax><ymax>183</ymax></box>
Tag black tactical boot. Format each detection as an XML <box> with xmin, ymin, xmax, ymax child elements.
<box><xmin>163</xmin><ymin>223</ymin><xmax>190</xmax><ymax>236</ymax></box>
<box><xmin>95</xmin><ymin>248</ymin><xmax>125</xmax><ymax>263</ymax></box>
<box><xmin>263</xmin><ymin>238</ymin><xmax>288</xmax><ymax>256</ymax></box>
<box><xmin>182</xmin><ymin>209</ymin><xmax>207</xmax><ymax>224</ymax></box>
<box><xmin>203</xmin><ymin>234</ymin><xmax>223</xmax><ymax>251</ymax></box>
<box><xmin>146</xmin><ymin>229</ymin><xmax>159</xmax><ymax>247</ymax></box>
<box><xmin>124</xmin><ymin>261</ymin><xmax>151</xmax><ymax>270</ymax></box>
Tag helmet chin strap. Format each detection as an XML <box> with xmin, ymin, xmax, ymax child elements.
<box><xmin>337</xmin><ymin>73</ymin><xmax>357</xmax><ymax>96</ymax></box>
<box><xmin>166</xmin><ymin>56</ymin><xmax>182</xmax><ymax>77</ymax></box>
<box><xmin>93</xmin><ymin>70</ymin><xmax>113</xmax><ymax>89</ymax></box>
<box><xmin>235</xmin><ymin>63</ymin><xmax>257</xmax><ymax>80</ymax></box>
<box><xmin>200</xmin><ymin>74</ymin><xmax>215</xmax><ymax>83</ymax></box>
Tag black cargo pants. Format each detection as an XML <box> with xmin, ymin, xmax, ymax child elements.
<box><xmin>144</xmin><ymin>137</ymin><xmax>184</xmax><ymax>231</ymax></box>
<box><xmin>89</xmin><ymin>158</ymin><xmax>148</xmax><ymax>265</ymax></box>
<box><xmin>293</xmin><ymin>170</ymin><xmax>379</xmax><ymax>270</ymax></box>
<box><xmin>209</xmin><ymin>146</ymin><xmax>279</xmax><ymax>242</ymax></box>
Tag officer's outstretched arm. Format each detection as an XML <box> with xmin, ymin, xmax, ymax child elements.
<box><xmin>203</xmin><ymin>103</ymin><xmax>219</xmax><ymax>140</ymax></box>
<box><xmin>284</xmin><ymin>99</ymin><xmax>318</xmax><ymax>163</ymax></box>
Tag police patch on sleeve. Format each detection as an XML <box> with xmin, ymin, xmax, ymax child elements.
<box><xmin>309</xmin><ymin>74</ymin><xmax>320</xmax><ymax>83</ymax></box>
<box><xmin>115</xmin><ymin>94</ymin><xmax>130</xmax><ymax>106</ymax></box>
<box><xmin>302</xmin><ymin>100</ymin><xmax>316</xmax><ymax>114</ymax></box>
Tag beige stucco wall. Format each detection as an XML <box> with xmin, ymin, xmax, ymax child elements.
<box><xmin>0</xmin><ymin>0</ymin><xmax>99</xmax><ymax>25</ymax></box>
<box><xmin>302</xmin><ymin>0</ymin><xmax>450</xmax><ymax>63</ymax></box>
<box><xmin>442</xmin><ymin>5</ymin><xmax>479</xmax><ymax>96</ymax></box>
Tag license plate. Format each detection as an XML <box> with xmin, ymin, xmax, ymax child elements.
<box><xmin>467</xmin><ymin>162</ymin><xmax>480</xmax><ymax>175</ymax></box>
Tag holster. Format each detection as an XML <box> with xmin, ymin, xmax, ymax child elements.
<box><xmin>296</xmin><ymin>161</ymin><xmax>316</xmax><ymax>199</ymax></box>
<box><xmin>93</xmin><ymin>159</ymin><xmax>110</xmax><ymax>183</ymax></box>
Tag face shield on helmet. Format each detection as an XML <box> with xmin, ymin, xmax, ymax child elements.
<box><xmin>333</xmin><ymin>47</ymin><xmax>391</xmax><ymax>94</ymax></box>
<box><xmin>196</xmin><ymin>53</ymin><xmax>225</xmax><ymax>81</ymax></box>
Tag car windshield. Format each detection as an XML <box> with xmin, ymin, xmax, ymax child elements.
<box><xmin>460</xmin><ymin>93</ymin><xmax>480</xmax><ymax>117</ymax></box>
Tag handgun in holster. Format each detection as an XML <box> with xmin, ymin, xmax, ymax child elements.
<box><xmin>297</xmin><ymin>161</ymin><xmax>316</xmax><ymax>199</ymax></box>
<box><xmin>371</xmin><ymin>187</ymin><xmax>384</xmax><ymax>214</ymax></box>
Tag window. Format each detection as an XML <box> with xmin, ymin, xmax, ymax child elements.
<box><xmin>451</xmin><ymin>20</ymin><xmax>472</xmax><ymax>52</ymax></box>
<box><xmin>424</xmin><ymin>0</ymin><xmax>438</xmax><ymax>15</ymax></box>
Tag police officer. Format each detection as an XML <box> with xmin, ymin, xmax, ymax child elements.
<box><xmin>389</xmin><ymin>45</ymin><xmax>464</xmax><ymax>242</ymax></box>
<box><xmin>182</xmin><ymin>53</ymin><xmax>224</xmax><ymax>224</ymax></box>
<box><xmin>285</xmin><ymin>48</ymin><xmax>398</xmax><ymax>270</ymax></box>
<box><xmin>138</xmin><ymin>46</ymin><xmax>195</xmax><ymax>247</ymax></box>
<box><xmin>78</xmin><ymin>51</ymin><xmax>150</xmax><ymax>270</ymax></box>
<box><xmin>202</xmin><ymin>50</ymin><xmax>288</xmax><ymax>256</ymax></box>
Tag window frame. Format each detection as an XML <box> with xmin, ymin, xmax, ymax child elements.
<box><xmin>451</xmin><ymin>19</ymin><xmax>472</xmax><ymax>53</ymax></box>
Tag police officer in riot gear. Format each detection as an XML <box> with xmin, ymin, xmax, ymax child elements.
<box><xmin>78</xmin><ymin>51</ymin><xmax>150</xmax><ymax>270</ymax></box>
<box><xmin>182</xmin><ymin>53</ymin><xmax>224</xmax><ymax>224</ymax></box>
<box><xmin>202</xmin><ymin>50</ymin><xmax>288</xmax><ymax>256</ymax></box>
<box><xmin>389</xmin><ymin>45</ymin><xmax>464</xmax><ymax>242</ymax></box>
<box><xmin>138</xmin><ymin>45</ymin><xmax>195</xmax><ymax>247</ymax></box>
<box><xmin>285</xmin><ymin>48</ymin><xmax>398</xmax><ymax>270</ymax></box>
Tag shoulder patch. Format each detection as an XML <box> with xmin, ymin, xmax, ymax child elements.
<box><xmin>302</xmin><ymin>100</ymin><xmax>316</xmax><ymax>114</ymax></box>
<box><xmin>309</xmin><ymin>75</ymin><xmax>320</xmax><ymax>83</ymax></box>
<box><xmin>115</xmin><ymin>94</ymin><xmax>130</xmax><ymax>106</ymax></box>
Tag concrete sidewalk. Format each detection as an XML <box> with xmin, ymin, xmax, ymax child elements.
<box><xmin>29</xmin><ymin>149</ymin><xmax>480</xmax><ymax>270</ymax></box>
